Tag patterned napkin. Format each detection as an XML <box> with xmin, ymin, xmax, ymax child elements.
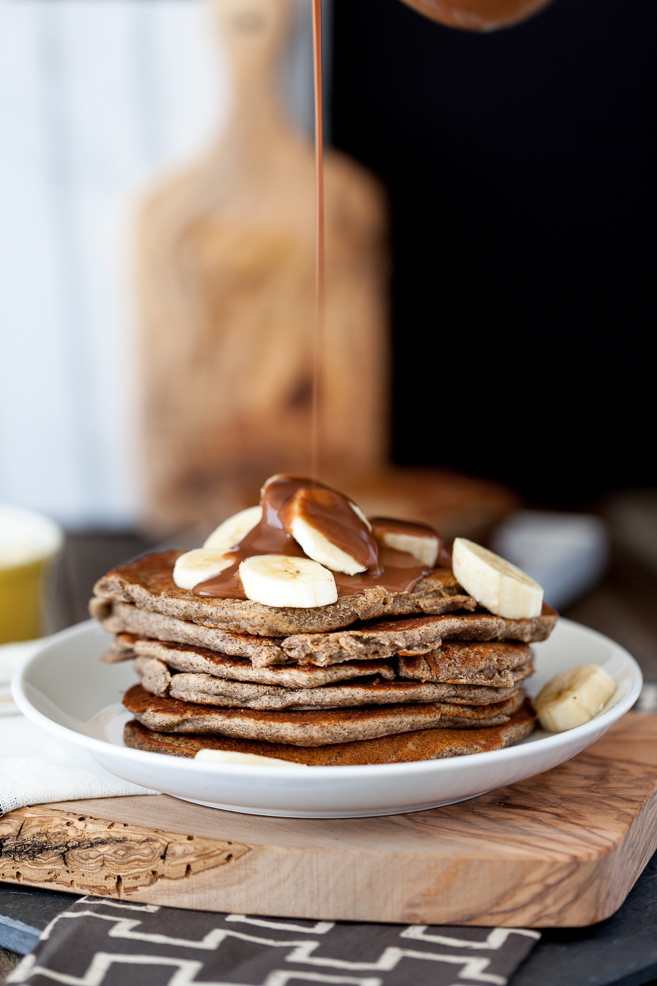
<box><xmin>6</xmin><ymin>896</ymin><xmax>540</xmax><ymax>986</ymax></box>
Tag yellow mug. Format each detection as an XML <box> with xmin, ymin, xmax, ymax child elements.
<box><xmin>0</xmin><ymin>505</ymin><xmax>64</xmax><ymax>644</ymax></box>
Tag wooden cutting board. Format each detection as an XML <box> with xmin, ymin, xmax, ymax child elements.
<box><xmin>2</xmin><ymin>712</ymin><xmax>657</xmax><ymax>928</ymax></box>
<box><xmin>133</xmin><ymin>0</ymin><xmax>521</xmax><ymax>542</ymax></box>
<box><xmin>136</xmin><ymin>0</ymin><xmax>389</xmax><ymax>535</ymax></box>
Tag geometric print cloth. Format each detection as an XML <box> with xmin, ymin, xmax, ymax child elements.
<box><xmin>5</xmin><ymin>896</ymin><xmax>540</xmax><ymax>986</ymax></box>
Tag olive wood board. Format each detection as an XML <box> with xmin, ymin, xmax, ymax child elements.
<box><xmin>1</xmin><ymin>712</ymin><xmax>656</xmax><ymax>928</ymax></box>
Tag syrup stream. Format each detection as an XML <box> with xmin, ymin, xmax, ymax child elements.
<box><xmin>311</xmin><ymin>0</ymin><xmax>325</xmax><ymax>482</ymax></box>
<box><xmin>193</xmin><ymin>4</ymin><xmax>444</xmax><ymax>601</ymax></box>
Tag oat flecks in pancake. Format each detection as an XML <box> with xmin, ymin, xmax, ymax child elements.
<box><xmin>107</xmin><ymin>634</ymin><xmax>398</xmax><ymax>685</ymax></box>
<box><xmin>397</xmin><ymin>658</ymin><xmax>534</xmax><ymax>689</ymax></box>
<box><xmin>123</xmin><ymin>702</ymin><xmax>536</xmax><ymax>765</ymax></box>
<box><xmin>122</xmin><ymin>683</ymin><xmax>525</xmax><ymax>746</ymax></box>
<box><xmin>94</xmin><ymin>599</ymin><xmax>288</xmax><ymax>665</ymax></box>
<box><xmin>108</xmin><ymin>631</ymin><xmax>533</xmax><ymax>688</ymax></box>
<box><xmin>397</xmin><ymin>642</ymin><xmax>535</xmax><ymax>687</ymax></box>
<box><xmin>95</xmin><ymin>596</ymin><xmax>555</xmax><ymax>669</ymax></box>
<box><xmin>134</xmin><ymin>656</ymin><xmax>524</xmax><ymax>710</ymax></box>
<box><xmin>91</xmin><ymin>549</ymin><xmax>479</xmax><ymax>637</ymax></box>
<box><xmin>280</xmin><ymin>615</ymin><xmax>449</xmax><ymax>664</ymax></box>
<box><xmin>279</xmin><ymin>613</ymin><xmax>552</xmax><ymax>664</ymax></box>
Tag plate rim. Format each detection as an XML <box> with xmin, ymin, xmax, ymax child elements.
<box><xmin>12</xmin><ymin>617</ymin><xmax>643</xmax><ymax>786</ymax></box>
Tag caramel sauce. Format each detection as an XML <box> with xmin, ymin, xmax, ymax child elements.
<box><xmin>193</xmin><ymin>8</ymin><xmax>447</xmax><ymax>605</ymax></box>
<box><xmin>311</xmin><ymin>0</ymin><xmax>325</xmax><ymax>480</ymax></box>
<box><xmin>333</xmin><ymin>543</ymin><xmax>432</xmax><ymax>597</ymax></box>
<box><xmin>370</xmin><ymin>517</ymin><xmax>452</xmax><ymax>568</ymax></box>
<box><xmin>369</xmin><ymin>517</ymin><xmax>437</xmax><ymax>539</ymax></box>
<box><xmin>194</xmin><ymin>475</ymin><xmax>437</xmax><ymax>600</ymax></box>
<box><xmin>283</xmin><ymin>486</ymin><xmax>378</xmax><ymax>571</ymax></box>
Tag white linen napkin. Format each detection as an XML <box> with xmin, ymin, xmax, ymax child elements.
<box><xmin>0</xmin><ymin>639</ymin><xmax>157</xmax><ymax>815</ymax></box>
<box><xmin>0</xmin><ymin>640</ymin><xmax>32</xmax><ymax>714</ymax></box>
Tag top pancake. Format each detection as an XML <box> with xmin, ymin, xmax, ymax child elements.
<box><xmin>91</xmin><ymin>549</ymin><xmax>558</xmax><ymax>641</ymax></box>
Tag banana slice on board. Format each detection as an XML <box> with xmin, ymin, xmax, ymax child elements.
<box><xmin>173</xmin><ymin>549</ymin><xmax>234</xmax><ymax>590</ymax></box>
<box><xmin>239</xmin><ymin>554</ymin><xmax>338</xmax><ymax>608</ymax></box>
<box><xmin>203</xmin><ymin>505</ymin><xmax>262</xmax><ymax>551</ymax></box>
<box><xmin>452</xmin><ymin>537</ymin><xmax>543</xmax><ymax>619</ymax></box>
<box><xmin>533</xmin><ymin>663</ymin><xmax>617</xmax><ymax>732</ymax></box>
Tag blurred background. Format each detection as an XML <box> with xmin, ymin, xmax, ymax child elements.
<box><xmin>0</xmin><ymin>0</ymin><xmax>317</xmax><ymax>529</ymax></box>
<box><xmin>0</xmin><ymin>0</ymin><xmax>655</xmax><ymax>662</ymax></box>
<box><xmin>332</xmin><ymin>0</ymin><xmax>656</xmax><ymax>509</ymax></box>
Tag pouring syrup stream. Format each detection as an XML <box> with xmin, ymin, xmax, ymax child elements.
<box><xmin>311</xmin><ymin>0</ymin><xmax>325</xmax><ymax>482</ymax></box>
<box><xmin>192</xmin><ymin>1</ymin><xmax>445</xmax><ymax>601</ymax></box>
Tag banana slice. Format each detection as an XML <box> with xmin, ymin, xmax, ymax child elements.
<box><xmin>195</xmin><ymin>749</ymin><xmax>307</xmax><ymax>768</ymax></box>
<box><xmin>370</xmin><ymin>518</ymin><xmax>440</xmax><ymax>567</ymax></box>
<box><xmin>452</xmin><ymin>537</ymin><xmax>543</xmax><ymax>619</ymax></box>
<box><xmin>203</xmin><ymin>505</ymin><xmax>262</xmax><ymax>551</ymax></box>
<box><xmin>173</xmin><ymin>549</ymin><xmax>234</xmax><ymax>590</ymax></box>
<box><xmin>350</xmin><ymin>502</ymin><xmax>373</xmax><ymax>531</ymax></box>
<box><xmin>533</xmin><ymin>664</ymin><xmax>616</xmax><ymax>732</ymax></box>
<box><xmin>289</xmin><ymin>513</ymin><xmax>365</xmax><ymax>575</ymax></box>
<box><xmin>285</xmin><ymin>489</ymin><xmax>378</xmax><ymax>575</ymax></box>
<box><xmin>239</xmin><ymin>554</ymin><xmax>338</xmax><ymax>608</ymax></box>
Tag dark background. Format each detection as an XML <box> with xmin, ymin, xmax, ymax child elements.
<box><xmin>330</xmin><ymin>0</ymin><xmax>656</xmax><ymax>509</ymax></box>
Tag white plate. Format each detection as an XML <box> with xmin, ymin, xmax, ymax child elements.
<box><xmin>12</xmin><ymin>618</ymin><xmax>642</xmax><ymax>818</ymax></box>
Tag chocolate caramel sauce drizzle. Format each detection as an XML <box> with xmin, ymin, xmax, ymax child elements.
<box><xmin>195</xmin><ymin>475</ymin><xmax>445</xmax><ymax>599</ymax></box>
<box><xmin>193</xmin><ymin>6</ymin><xmax>449</xmax><ymax>604</ymax></box>
<box><xmin>311</xmin><ymin>0</ymin><xmax>325</xmax><ymax>481</ymax></box>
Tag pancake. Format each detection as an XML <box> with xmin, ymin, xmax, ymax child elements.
<box><xmin>134</xmin><ymin>656</ymin><xmax>525</xmax><ymax>709</ymax></box>
<box><xmin>397</xmin><ymin>642</ymin><xmax>535</xmax><ymax>686</ymax></box>
<box><xmin>122</xmin><ymin>683</ymin><xmax>525</xmax><ymax>745</ymax></box>
<box><xmin>110</xmin><ymin>632</ymin><xmax>532</xmax><ymax>685</ymax></box>
<box><xmin>281</xmin><ymin>615</ymin><xmax>553</xmax><ymax>665</ymax></box>
<box><xmin>93</xmin><ymin>600</ymin><xmax>286</xmax><ymax>666</ymax></box>
<box><xmin>110</xmin><ymin>634</ymin><xmax>398</xmax><ymax>686</ymax></box>
<box><xmin>91</xmin><ymin>494</ymin><xmax>556</xmax><ymax>766</ymax></box>
<box><xmin>91</xmin><ymin>549</ymin><xmax>479</xmax><ymax>637</ymax></box>
<box><xmin>397</xmin><ymin>657</ymin><xmax>533</xmax><ymax>688</ymax></box>
<box><xmin>123</xmin><ymin>701</ymin><xmax>536</xmax><ymax>765</ymax></box>
<box><xmin>94</xmin><ymin>598</ymin><xmax>555</xmax><ymax>669</ymax></box>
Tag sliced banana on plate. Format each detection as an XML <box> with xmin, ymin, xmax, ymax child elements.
<box><xmin>452</xmin><ymin>537</ymin><xmax>543</xmax><ymax>619</ymax></box>
<box><xmin>194</xmin><ymin>749</ymin><xmax>307</xmax><ymax>767</ymax></box>
<box><xmin>203</xmin><ymin>505</ymin><xmax>262</xmax><ymax>551</ymax></box>
<box><xmin>533</xmin><ymin>663</ymin><xmax>617</xmax><ymax>732</ymax></box>
<box><xmin>173</xmin><ymin>549</ymin><xmax>234</xmax><ymax>590</ymax></box>
<box><xmin>239</xmin><ymin>553</ymin><xmax>338</xmax><ymax>608</ymax></box>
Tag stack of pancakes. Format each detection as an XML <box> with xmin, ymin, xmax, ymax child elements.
<box><xmin>90</xmin><ymin>550</ymin><xmax>558</xmax><ymax>765</ymax></box>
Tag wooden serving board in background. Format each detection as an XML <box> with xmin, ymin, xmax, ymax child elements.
<box><xmin>134</xmin><ymin>0</ymin><xmax>522</xmax><ymax>543</ymax></box>
<box><xmin>136</xmin><ymin>0</ymin><xmax>389</xmax><ymax>535</ymax></box>
<box><xmin>2</xmin><ymin>713</ymin><xmax>657</xmax><ymax>928</ymax></box>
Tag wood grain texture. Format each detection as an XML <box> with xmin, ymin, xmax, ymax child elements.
<box><xmin>1</xmin><ymin>713</ymin><xmax>655</xmax><ymax>927</ymax></box>
<box><xmin>136</xmin><ymin>0</ymin><xmax>389</xmax><ymax>533</ymax></box>
<box><xmin>0</xmin><ymin>806</ymin><xmax>248</xmax><ymax>897</ymax></box>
